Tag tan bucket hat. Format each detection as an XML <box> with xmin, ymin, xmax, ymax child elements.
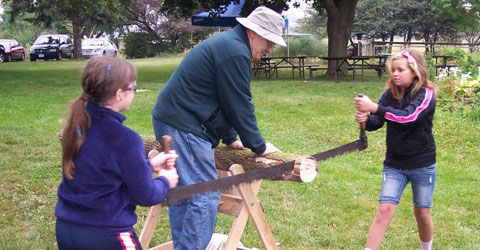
<box><xmin>236</xmin><ymin>6</ymin><xmax>287</xmax><ymax>47</ymax></box>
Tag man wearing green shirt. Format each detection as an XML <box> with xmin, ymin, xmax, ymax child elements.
<box><xmin>152</xmin><ymin>6</ymin><xmax>286</xmax><ymax>250</ymax></box>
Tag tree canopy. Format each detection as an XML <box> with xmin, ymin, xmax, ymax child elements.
<box><xmin>2</xmin><ymin>0</ymin><xmax>359</xmax><ymax>62</ymax></box>
<box><xmin>352</xmin><ymin>0</ymin><xmax>480</xmax><ymax>47</ymax></box>
<box><xmin>3</xmin><ymin>0</ymin><xmax>136</xmax><ymax>58</ymax></box>
<box><xmin>161</xmin><ymin>0</ymin><xmax>358</xmax><ymax>72</ymax></box>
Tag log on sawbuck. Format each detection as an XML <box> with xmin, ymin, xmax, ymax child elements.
<box><xmin>58</xmin><ymin>132</ymin><xmax>318</xmax><ymax>183</ymax></box>
<box><xmin>214</xmin><ymin>145</ymin><xmax>317</xmax><ymax>183</ymax></box>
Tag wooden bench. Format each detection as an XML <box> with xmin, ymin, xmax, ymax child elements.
<box><xmin>272</xmin><ymin>64</ymin><xmax>300</xmax><ymax>79</ymax></box>
<box><xmin>350</xmin><ymin>65</ymin><xmax>385</xmax><ymax>81</ymax></box>
<box><xmin>304</xmin><ymin>64</ymin><xmax>320</xmax><ymax>78</ymax></box>
<box><xmin>252</xmin><ymin>61</ymin><xmax>275</xmax><ymax>78</ymax></box>
<box><xmin>309</xmin><ymin>66</ymin><xmax>343</xmax><ymax>82</ymax></box>
<box><xmin>435</xmin><ymin>64</ymin><xmax>458</xmax><ymax>75</ymax></box>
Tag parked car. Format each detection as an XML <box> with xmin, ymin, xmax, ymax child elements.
<box><xmin>0</xmin><ymin>39</ymin><xmax>25</xmax><ymax>62</ymax></box>
<box><xmin>81</xmin><ymin>38</ymin><xmax>117</xmax><ymax>58</ymax></box>
<box><xmin>29</xmin><ymin>34</ymin><xmax>73</xmax><ymax>61</ymax></box>
<box><xmin>0</xmin><ymin>45</ymin><xmax>4</xmax><ymax>63</ymax></box>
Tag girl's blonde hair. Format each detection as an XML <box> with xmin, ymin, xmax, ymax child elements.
<box><xmin>62</xmin><ymin>57</ymin><xmax>136</xmax><ymax>180</ymax></box>
<box><xmin>385</xmin><ymin>49</ymin><xmax>436</xmax><ymax>100</ymax></box>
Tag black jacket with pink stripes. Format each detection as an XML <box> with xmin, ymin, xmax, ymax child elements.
<box><xmin>366</xmin><ymin>86</ymin><xmax>436</xmax><ymax>170</ymax></box>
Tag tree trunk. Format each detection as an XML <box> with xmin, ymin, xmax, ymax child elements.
<box><xmin>389</xmin><ymin>33</ymin><xmax>395</xmax><ymax>54</ymax></box>
<box><xmin>324</xmin><ymin>0</ymin><xmax>358</xmax><ymax>76</ymax></box>
<box><xmin>423</xmin><ymin>30</ymin><xmax>429</xmax><ymax>53</ymax></box>
<box><xmin>69</xmin><ymin>11</ymin><xmax>82</xmax><ymax>59</ymax></box>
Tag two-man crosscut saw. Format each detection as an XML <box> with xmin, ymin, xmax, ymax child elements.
<box><xmin>162</xmin><ymin>122</ymin><xmax>367</xmax><ymax>206</ymax></box>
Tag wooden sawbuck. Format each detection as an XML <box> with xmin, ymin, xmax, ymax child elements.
<box><xmin>139</xmin><ymin>163</ymin><xmax>279</xmax><ymax>250</ymax></box>
<box><xmin>138</xmin><ymin>138</ymin><xmax>318</xmax><ymax>250</ymax></box>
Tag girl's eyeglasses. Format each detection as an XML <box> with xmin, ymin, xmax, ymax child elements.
<box><xmin>123</xmin><ymin>85</ymin><xmax>138</xmax><ymax>94</ymax></box>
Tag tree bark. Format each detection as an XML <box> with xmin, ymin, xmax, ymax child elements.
<box><xmin>214</xmin><ymin>146</ymin><xmax>318</xmax><ymax>183</ymax></box>
<box><xmin>138</xmin><ymin>137</ymin><xmax>318</xmax><ymax>182</ymax></box>
<box><xmin>69</xmin><ymin>10</ymin><xmax>82</xmax><ymax>59</ymax></box>
<box><xmin>58</xmin><ymin>133</ymin><xmax>318</xmax><ymax>183</ymax></box>
<box><xmin>324</xmin><ymin>0</ymin><xmax>358</xmax><ymax>75</ymax></box>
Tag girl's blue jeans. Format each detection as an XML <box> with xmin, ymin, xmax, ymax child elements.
<box><xmin>379</xmin><ymin>163</ymin><xmax>437</xmax><ymax>208</ymax></box>
<box><xmin>153</xmin><ymin>118</ymin><xmax>220</xmax><ymax>250</ymax></box>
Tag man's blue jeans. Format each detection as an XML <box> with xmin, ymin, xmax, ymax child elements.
<box><xmin>153</xmin><ymin>118</ymin><xmax>220</xmax><ymax>250</ymax></box>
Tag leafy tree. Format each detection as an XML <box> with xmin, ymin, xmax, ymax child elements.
<box><xmin>433</xmin><ymin>0</ymin><xmax>480</xmax><ymax>51</ymax></box>
<box><xmin>161</xmin><ymin>0</ymin><xmax>289</xmax><ymax>17</ymax></box>
<box><xmin>353</xmin><ymin>0</ymin><xmax>398</xmax><ymax>41</ymax></box>
<box><xmin>123</xmin><ymin>32</ymin><xmax>167</xmax><ymax>58</ymax></box>
<box><xmin>0</xmin><ymin>6</ymin><xmax>50</xmax><ymax>46</ymax></box>
<box><xmin>4</xmin><ymin>0</ymin><xmax>361</xmax><ymax>64</ymax></box>
<box><xmin>353</xmin><ymin>0</ymin><xmax>480</xmax><ymax>53</ymax></box>
<box><xmin>297</xmin><ymin>8</ymin><xmax>327</xmax><ymax>39</ymax></box>
<box><xmin>121</xmin><ymin>0</ymin><xmax>216</xmax><ymax>52</ymax></box>
<box><xmin>312</xmin><ymin>0</ymin><xmax>358</xmax><ymax>73</ymax></box>
<box><xmin>3</xmin><ymin>0</ymin><xmax>135</xmax><ymax>58</ymax></box>
<box><xmin>353</xmin><ymin>0</ymin><xmax>438</xmax><ymax>52</ymax></box>
<box><xmin>161</xmin><ymin>0</ymin><xmax>359</xmax><ymax>74</ymax></box>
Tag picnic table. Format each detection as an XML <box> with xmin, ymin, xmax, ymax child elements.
<box><xmin>433</xmin><ymin>55</ymin><xmax>457</xmax><ymax>75</ymax></box>
<box><xmin>314</xmin><ymin>55</ymin><xmax>389</xmax><ymax>82</ymax></box>
<box><xmin>252</xmin><ymin>56</ymin><xmax>319</xmax><ymax>79</ymax></box>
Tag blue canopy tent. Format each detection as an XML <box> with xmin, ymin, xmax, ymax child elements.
<box><xmin>191</xmin><ymin>0</ymin><xmax>245</xmax><ymax>27</ymax></box>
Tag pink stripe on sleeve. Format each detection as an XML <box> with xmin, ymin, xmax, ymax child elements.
<box><xmin>384</xmin><ymin>88</ymin><xmax>433</xmax><ymax>123</ymax></box>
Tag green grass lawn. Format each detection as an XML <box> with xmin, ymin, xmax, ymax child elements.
<box><xmin>0</xmin><ymin>58</ymin><xmax>479</xmax><ymax>249</ymax></box>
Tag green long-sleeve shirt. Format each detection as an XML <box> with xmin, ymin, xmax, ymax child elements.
<box><xmin>152</xmin><ymin>25</ymin><xmax>266</xmax><ymax>154</ymax></box>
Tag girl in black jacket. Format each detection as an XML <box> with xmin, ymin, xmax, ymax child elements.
<box><xmin>355</xmin><ymin>49</ymin><xmax>437</xmax><ymax>250</ymax></box>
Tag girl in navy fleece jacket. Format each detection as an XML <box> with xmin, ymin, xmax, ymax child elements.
<box><xmin>355</xmin><ymin>49</ymin><xmax>437</xmax><ymax>250</ymax></box>
<box><xmin>55</xmin><ymin>57</ymin><xmax>178</xmax><ymax>250</ymax></box>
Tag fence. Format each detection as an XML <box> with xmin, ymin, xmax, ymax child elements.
<box><xmin>355</xmin><ymin>41</ymin><xmax>480</xmax><ymax>56</ymax></box>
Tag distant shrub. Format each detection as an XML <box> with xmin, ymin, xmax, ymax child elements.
<box><xmin>436</xmin><ymin>64</ymin><xmax>480</xmax><ymax>121</ymax></box>
<box><xmin>123</xmin><ymin>32</ymin><xmax>168</xmax><ymax>59</ymax></box>
<box><xmin>424</xmin><ymin>52</ymin><xmax>437</xmax><ymax>82</ymax></box>
<box><xmin>440</xmin><ymin>48</ymin><xmax>480</xmax><ymax>78</ymax></box>
<box><xmin>271</xmin><ymin>36</ymin><xmax>327</xmax><ymax>57</ymax></box>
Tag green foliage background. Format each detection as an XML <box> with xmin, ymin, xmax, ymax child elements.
<box><xmin>272</xmin><ymin>35</ymin><xmax>328</xmax><ymax>57</ymax></box>
<box><xmin>123</xmin><ymin>32</ymin><xmax>169</xmax><ymax>59</ymax></box>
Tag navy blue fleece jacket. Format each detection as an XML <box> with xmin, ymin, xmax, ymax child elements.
<box><xmin>367</xmin><ymin>86</ymin><xmax>436</xmax><ymax>170</ymax></box>
<box><xmin>151</xmin><ymin>25</ymin><xmax>266</xmax><ymax>154</ymax></box>
<box><xmin>55</xmin><ymin>102</ymin><xmax>170</xmax><ymax>233</ymax></box>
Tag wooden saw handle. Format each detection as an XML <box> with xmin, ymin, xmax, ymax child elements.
<box><xmin>162</xmin><ymin>135</ymin><xmax>171</xmax><ymax>153</ymax></box>
<box><xmin>357</xmin><ymin>94</ymin><xmax>367</xmax><ymax>137</ymax></box>
<box><xmin>162</xmin><ymin>135</ymin><xmax>172</xmax><ymax>170</ymax></box>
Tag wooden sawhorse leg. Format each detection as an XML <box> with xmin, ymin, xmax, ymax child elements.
<box><xmin>139</xmin><ymin>164</ymin><xmax>278</xmax><ymax>250</ymax></box>
<box><xmin>139</xmin><ymin>204</ymin><xmax>173</xmax><ymax>250</ymax></box>
<box><xmin>220</xmin><ymin>164</ymin><xmax>278</xmax><ymax>250</ymax></box>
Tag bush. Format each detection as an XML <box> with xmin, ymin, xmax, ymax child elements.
<box><xmin>123</xmin><ymin>32</ymin><xmax>168</xmax><ymax>59</ymax></box>
<box><xmin>424</xmin><ymin>52</ymin><xmax>437</xmax><ymax>82</ymax></box>
<box><xmin>271</xmin><ymin>35</ymin><xmax>327</xmax><ymax>56</ymax></box>
<box><xmin>437</xmin><ymin>70</ymin><xmax>480</xmax><ymax>121</ymax></box>
<box><xmin>440</xmin><ymin>48</ymin><xmax>480</xmax><ymax>78</ymax></box>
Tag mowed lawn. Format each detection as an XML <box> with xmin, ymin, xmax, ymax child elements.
<box><xmin>0</xmin><ymin>57</ymin><xmax>478</xmax><ymax>250</ymax></box>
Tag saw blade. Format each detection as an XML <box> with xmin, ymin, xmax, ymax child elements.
<box><xmin>162</xmin><ymin>136</ymin><xmax>367</xmax><ymax>206</ymax></box>
<box><xmin>163</xmin><ymin>160</ymin><xmax>295</xmax><ymax>205</ymax></box>
<box><xmin>312</xmin><ymin>138</ymin><xmax>367</xmax><ymax>161</ymax></box>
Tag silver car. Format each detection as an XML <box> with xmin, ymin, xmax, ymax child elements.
<box><xmin>81</xmin><ymin>38</ymin><xmax>118</xmax><ymax>58</ymax></box>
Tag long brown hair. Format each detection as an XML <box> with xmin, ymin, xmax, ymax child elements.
<box><xmin>385</xmin><ymin>49</ymin><xmax>436</xmax><ymax>100</ymax></box>
<box><xmin>62</xmin><ymin>57</ymin><xmax>136</xmax><ymax>180</ymax></box>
